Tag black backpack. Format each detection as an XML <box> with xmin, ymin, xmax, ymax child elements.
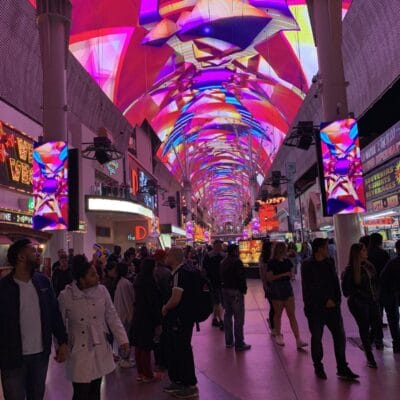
<box><xmin>186</xmin><ymin>268</ymin><xmax>213</xmax><ymax>330</ymax></box>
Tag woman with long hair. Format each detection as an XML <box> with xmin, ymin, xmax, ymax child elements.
<box><xmin>341</xmin><ymin>243</ymin><xmax>381</xmax><ymax>368</ymax></box>
<box><xmin>259</xmin><ymin>239</ymin><xmax>275</xmax><ymax>333</ymax></box>
<box><xmin>266</xmin><ymin>242</ymin><xmax>307</xmax><ymax>348</ymax></box>
<box><xmin>130</xmin><ymin>258</ymin><xmax>162</xmax><ymax>382</ymax></box>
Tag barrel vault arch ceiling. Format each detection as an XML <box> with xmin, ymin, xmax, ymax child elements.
<box><xmin>29</xmin><ymin>0</ymin><xmax>352</xmax><ymax>227</ymax></box>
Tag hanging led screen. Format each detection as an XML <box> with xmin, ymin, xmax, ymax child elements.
<box><xmin>33</xmin><ymin>141</ymin><xmax>68</xmax><ymax>231</ymax></box>
<box><xmin>316</xmin><ymin>119</ymin><xmax>366</xmax><ymax>216</ymax></box>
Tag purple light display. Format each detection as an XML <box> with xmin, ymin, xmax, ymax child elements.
<box><xmin>33</xmin><ymin>141</ymin><xmax>69</xmax><ymax>231</ymax></box>
<box><xmin>317</xmin><ymin>119</ymin><xmax>366</xmax><ymax>216</ymax></box>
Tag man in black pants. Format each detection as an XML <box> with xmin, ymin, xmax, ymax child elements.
<box><xmin>380</xmin><ymin>239</ymin><xmax>400</xmax><ymax>353</ymax></box>
<box><xmin>162</xmin><ymin>247</ymin><xmax>198</xmax><ymax>399</ymax></box>
<box><xmin>301</xmin><ymin>238</ymin><xmax>358</xmax><ymax>381</ymax></box>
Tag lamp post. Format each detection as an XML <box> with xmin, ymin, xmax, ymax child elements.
<box><xmin>37</xmin><ymin>0</ymin><xmax>72</xmax><ymax>263</ymax></box>
<box><xmin>308</xmin><ymin>0</ymin><xmax>362</xmax><ymax>271</ymax></box>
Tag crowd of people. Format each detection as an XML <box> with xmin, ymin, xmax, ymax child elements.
<box><xmin>0</xmin><ymin>233</ymin><xmax>399</xmax><ymax>399</ymax></box>
<box><xmin>260</xmin><ymin>234</ymin><xmax>400</xmax><ymax>380</ymax></box>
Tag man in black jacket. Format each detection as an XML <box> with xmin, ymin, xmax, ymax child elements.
<box><xmin>301</xmin><ymin>238</ymin><xmax>358</xmax><ymax>381</ymax></box>
<box><xmin>202</xmin><ymin>240</ymin><xmax>225</xmax><ymax>329</ymax></box>
<box><xmin>220</xmin><ymin>244</ymin><xmax>250</xmax><ymax>351</ymax></box>
<box><xmin>380</xmin><ymin>239</ymin><xmax>400</xmax><ymax>352</ymax></box>
<box><xmin>0</xmin><ymin>239</ymin><xmax>68</xmax><ymax>400</ymax></box>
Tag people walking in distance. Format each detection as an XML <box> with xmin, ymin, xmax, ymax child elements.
<box><xmin>114</xmin><ymin>262</ymin><xmax>135</xmax><ymax>368</ymax></box>
<box><xmin>259</xmin><ymin>239</ymin><xmax>275</xmax><ymax>334</ymax></box>
<box><xmin>162</xmin><ymin>247</ymin><xmax>199</xmax><ymax>399</ymax></box>
<box><xmin>266</xmin><ymin>242</ymin><xmax>307</xmax><ymax>349</ymax></box>
<box><xmin>131</xmin><ymin>258</ymin><xmax>162</xmax><ymax>382</ymax></box>
<box><xmin>203</xmin><ymin>239</ymin><xmax>225</xmax><ymax>330</ymax></box>
<box><xmin>58</xmin><ymin>255</ymin><xmax>129</xmax><ymax>400</ymax></box>
<box><xmin>153</xmin><ymin>249</ymin><xmax>172</xmax><ymax>371</ymax></box>
<box><xmin>380</xmin><ymin>239</ymin><xmax>400</xmax><ymax>353</ymax></box>
<box><xmin>368</xmin><ymin>232</ymin><xmax>390</xmax><ymax>348</ymax></box>
<box><xmin>51</xmin><ymin>252</ymin><xmax>73</xmax><ymax>297</ymax></box>
<box><xmin>302</xmin><ymin>238</ymin><xmax>359</xmax><ymax>381</ymax></box>
<box><xmin>341</xmin><ymin>243</ymin><xmax>381</xmax><ymax>368</ymax></box>
<box><xmin>0</xmin><ymin>239</ymin><xmax>68</xmax><ymax>400</ymax></box>
<box><xmin>220</xmin><ymin>244</ymin><xmax>251</xmax><ymax>351</ymax></box>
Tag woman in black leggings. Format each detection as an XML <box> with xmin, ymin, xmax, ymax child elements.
<box><xmin>341</xmin><ymin>243</ymin><xmax>381</xmax><ymax>368</ymax></box>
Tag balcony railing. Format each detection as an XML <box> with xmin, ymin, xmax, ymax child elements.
<box><xmin>90</xmin><ymin>184</ymin><xmax>137</xmax><ymax>202</ymax></box>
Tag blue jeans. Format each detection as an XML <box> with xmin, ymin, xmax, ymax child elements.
<box><xmin>1</xmin><ymin>352</ymin><xmax>49</xmax><ymax>400</ymax></box>
<box><xmin>222</xmin><ymin>289</ymin><xmax>245</xmax><ymax>347</ymax></box>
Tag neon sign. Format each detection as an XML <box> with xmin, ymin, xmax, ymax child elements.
<box><xmin>127</xmin><ymin>225</ymin><xmax>148</xmax><ymax>241</ymax></box>
<box><xmin>0</xmin><ymin>121</ymin><xmax>34</xmax><ymax>191</ymax></box>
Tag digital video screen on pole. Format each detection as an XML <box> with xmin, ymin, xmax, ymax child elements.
<box><xmin>317</xmin><ymin>118</ymin><xmax>366</xmax><ymax>216</ymax></box>
<box><xmin>33</xmin><ymin>141</ymin><xmax>69</xmax><ymax>231</ymax></box>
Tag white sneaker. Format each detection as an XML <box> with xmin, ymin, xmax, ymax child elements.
<box><xmin>296</xmin><ymin>338</ymin><xmax>308</xmax><ymax>349</ymax></box>
<box><xmin>119</xmin><ymin>359</ymin><xmax>135</xmax><ymax>368</ymax></box>
<box><xmin>275</xmin><ymin>334</ymin><xmax>285</xmax><ymax>346</ymax></box>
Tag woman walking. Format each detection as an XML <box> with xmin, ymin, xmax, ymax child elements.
<box><xmin>58</xmin><ymin>255</ymin><xmax>129</xmax><ymax>399</ymax></box>
<box><xmin>130</xmin><ymin>258</ymin><xmax>162</xmax><ymax>382</ymax></box>
<box><xmin>259</xmin><ymin>239</ymin><xmax>275</xmax><ymax>334</ymax></box>
<box><xmin>341</xmin><ymin>243</ymin><xmax>381</xmax><ymax>368</ymax></box>
<box><xmin>266</xmin><ymin>242</ymin><xmax>307</xmax><ymax>348</ymax></box>
<box><xmin>114</xmin><ymin>262</ymin><xmax>135</xmax><ymax>368</ymax></box>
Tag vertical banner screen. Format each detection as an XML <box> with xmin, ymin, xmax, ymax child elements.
<box><xmin>317</xmin><ymin>118</ymin><xmax>366</xmax><ymax>216</ymax></box>
<box><xmin>33</xmin><ymin>141</ymin><xmax>69</xmax><ymax>231</ymax></box>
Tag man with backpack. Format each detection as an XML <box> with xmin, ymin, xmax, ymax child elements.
<box><xmin>220</xmin><ymin>244</ymin><xmax>251</xmax><ymax>351</ymax></box>
<box><xmin>162</xmin><ymin>247</ymin><xmax>201</xmax><ymax>399</ymax></box>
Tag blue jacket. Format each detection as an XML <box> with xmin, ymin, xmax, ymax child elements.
<box><xmin>0</xmin><ymin>271</ymin><xmax>68</xmax><ymax>369</ymax></box>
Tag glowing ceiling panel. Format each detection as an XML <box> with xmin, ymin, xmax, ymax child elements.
<box><xmin>29</xmin><ymin>0</ymin><xmax>353</xmax><ymax>227</ymax></box>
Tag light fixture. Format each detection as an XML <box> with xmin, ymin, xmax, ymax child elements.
<box><xmin>86</xmin><ymin>197</ymin><xmax>154</xmax><ymax>219</ymax></box>
<box><xmin>82</xmin><ymin>136</ymin><xmax>123</xmax><ymax>164</ymax></box>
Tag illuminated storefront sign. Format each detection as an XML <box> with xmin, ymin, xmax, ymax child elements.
<box><xmin>362</xmin><ymin>120</ymin><xmax>400</xmax><ymax>173</ymax></box>
<box><xmin>0</xmin><ymin>208</ymin><xmax>33</xmax><ymax>227</ymax></box>
<box><xmin>0</xmin><ymin>121</ymin><xmax>34</xmax><ymax>192</ymax></box>
<box><xmin>364</xmin><ymin>157</ymin><xmax>400</xmax><ymax>212</ymax></box>
<box><xmin>127</xmin><ymin>224</ymin><xmax>148</xmax><ymax>241</ymax></box>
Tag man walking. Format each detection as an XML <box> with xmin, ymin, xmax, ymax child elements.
<box><xmin>202</xmin><ymin>240</ymin><xmax>225</xmax><ymax>329</ymax></box>
<box><xmin>220</xmin><ymin>244</ymin><xmax>251</xmax><ymax>351</ymax></box>
<box><xmin>301</xmin><ymin>238</ymin><xmax>358</xmax><ymax>380</ymax></box>
<box><xmin>0</xmin><ymin>239</ymin><xmax>68</xmax><ymax>399</ymax></box>
<box><xmin>380</xmin><ymin>239</ymin><xmax>400</xmax><ymax>353</ymax></box>
<box><xmin>162</xmin><ymin>247</ymin><xmax>198</xmax><ymax>399</ymax></box>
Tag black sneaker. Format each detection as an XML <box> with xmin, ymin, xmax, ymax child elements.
<box><xmin>211</xmin><ymin>318</ymin><xmax>219</xmax><ymax>327</ymax></box>
<box><xmin>315</xmin><ymin>368</ymin><xmax>327</xmax><ymax>380</ymax></box>
<box><xmin>235</xmin><ymin>343</ymin><xmax>251</xmax><ymax>352</ymax></box>
<box><xmin>163</xmin><ymin>382</ymin><xmax>184</xmax><ymax>393</ymax></box>
<box><xmin>219</xmin><ymin>321</ymin><xmax>224</xmax><ymax>331</ymax></box>
<box><xmin>173</xmin><ymin>386</ymin><xmax>199</xmax><ymax>398</ymax></box>
<box><xmin>337</xmin><ymin>367</ymin><xmax>359</xmax><ymax>381</ymax></box>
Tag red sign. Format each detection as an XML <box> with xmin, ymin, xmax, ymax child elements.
<box><xmin>259</xmin><ymin>204</ymin><xmax>279</xmax><ymax>232</ymax></box>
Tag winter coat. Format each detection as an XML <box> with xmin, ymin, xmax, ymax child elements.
<box><xmin>114</xmin><ymin>277</ymin><xmax>135</xmax><ymax>329</ymax></box>
<box><xmin>58</xmin><ymin>282</ymin><xmax>128</xmax><ymax>383</ymax></box>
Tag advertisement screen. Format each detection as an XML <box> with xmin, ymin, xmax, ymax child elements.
<box><xmin>239</xmin><ymin>239</ymin><xmax>263</xmax><ymax>266</ymax></box>
<box><xmin>317</xmin><ymin>119</ymin><xmax>366</xmax><ymax>216</ymax></box>
<box><xmin>33</xmin><ymin>142</ymin><xmax>68</xmax><ymax>231</ymax></box>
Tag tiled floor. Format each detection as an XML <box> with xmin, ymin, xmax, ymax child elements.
<box><xmin>2</xmin><ymin>278</ymin><xmax>400</xmax><ymax>399</ymax></box>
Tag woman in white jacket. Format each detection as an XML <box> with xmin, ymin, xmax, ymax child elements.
<box><xmin>58</xmin><ymin>255</ymin><xmax>129</xmax><ymax>400</ymax></box>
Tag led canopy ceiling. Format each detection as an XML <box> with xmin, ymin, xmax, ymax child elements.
<box><xmin>29</xmin><ymin>0</ymin><xmax>352</xmax><ymax>227</ymax></box>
